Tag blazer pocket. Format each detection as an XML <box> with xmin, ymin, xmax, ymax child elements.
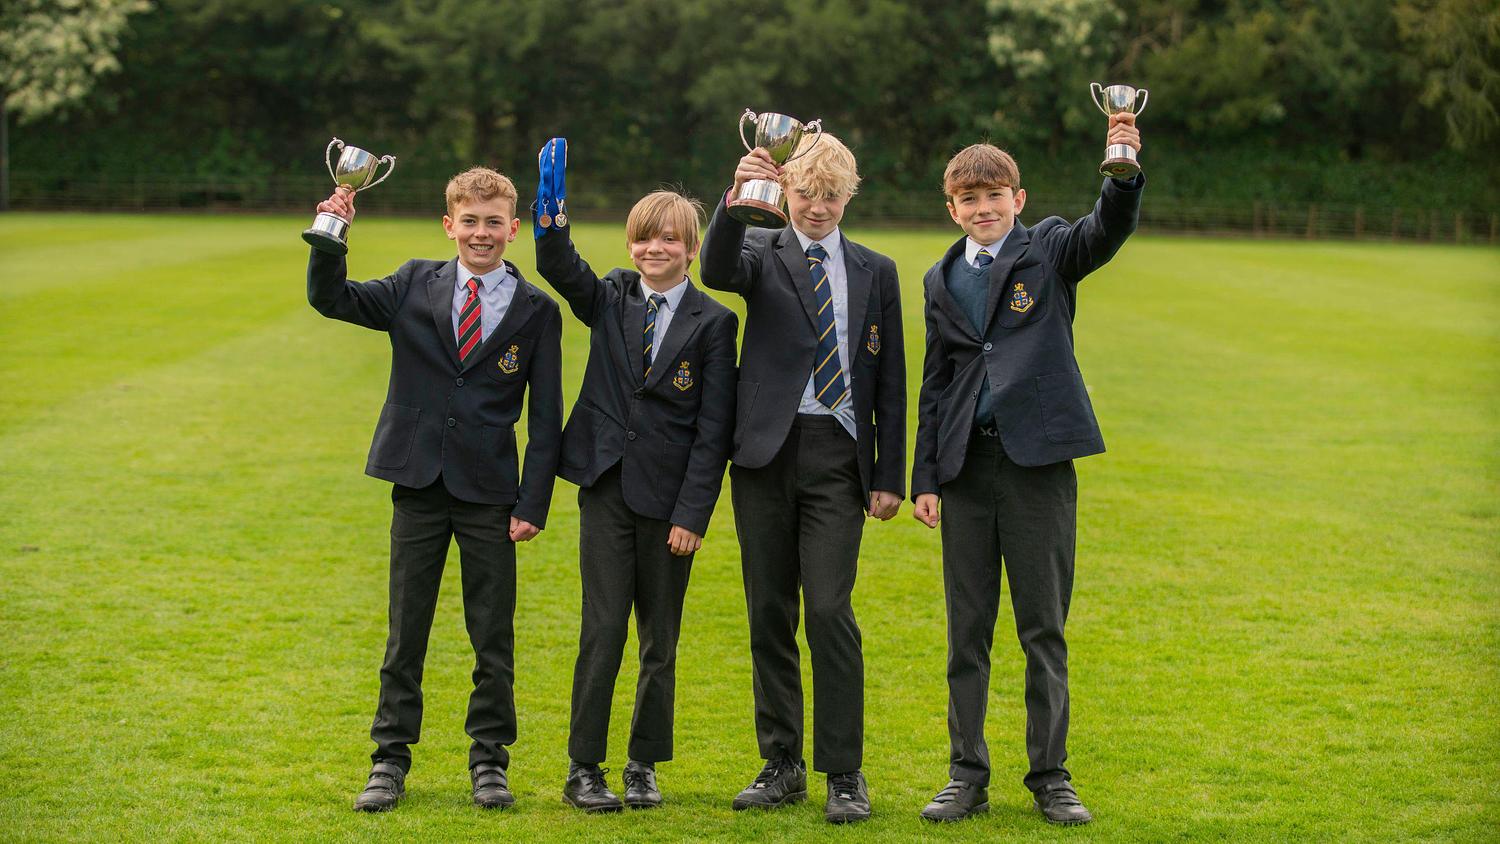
<box><xmin>370</xmin><ymin>403</ymin><xmax>420</xmax><ymax>469</ymax></box>
<box><xmin>1035</xmin><ymin>372</ymin><xmax>1097</xmax><ymax>444</ymax></box>
<box><xmin>560</xmin><ymin>404</ymin><xmax>600</xmax><ymax>470</ymax></box>
<box><xmin>660</xmin><ymin>439</ymin><xmax>692</xmax><ymax>485</ymax></box>
<box><xmin>479</xmin><ymin>424</ymin><xmax>519</xmax><ymax>493</ymax></box>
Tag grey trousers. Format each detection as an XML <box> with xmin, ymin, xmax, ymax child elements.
<box><xmin>940</xmin><ymin>433</ymin><xmax>1077</xmax><ymax>791</ymax></box>
<box><xmin>569</xmin><ymin>464</ymin><xmax>694</xmax><ymax>764</ymax></box>
<box><xmin>731</xmin><ymin>414</ymin><xmax>866</xmax><ymax>774</ymax></box>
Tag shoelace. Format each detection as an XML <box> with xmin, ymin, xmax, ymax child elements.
<box><xmin>753</xmin><ymin>758</ymin><xmax>791</xmax><ymax>787</ymax></box>
<box><xmin>828</xmin><ymin>773</ymin><xmax>860</xmax><ymax>800</ymax></box>
<box><xmin>622</xmin><ymin>767</ymin><xmax>650</xmax><ymax>790</ymax></box>
<box><xmin>578</xmin><ymin>767</ymin><xmax>610</xmax><ymax>793</ymax></box>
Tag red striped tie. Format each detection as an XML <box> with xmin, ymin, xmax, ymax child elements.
<box><xmin>458</xmin><ymin>278</ymin><xmax>482</xmax><ymax>362</ymax></box>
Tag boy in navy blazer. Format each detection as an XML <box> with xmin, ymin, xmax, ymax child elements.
<box><xmin>700</xmin><ymin>132</ymin><xmax>906</xmax><ymax>824</ymax></box>
<box><xmin>535</xmin><ymin>180</ymin><xmax>737</xmax><ymax>812</ymax></box>
<box><xmin>911</xmin><ymin>115</ymin><xmax>1143</xmax><ymax>825</ymax></box>
<box><xmin>308</xmin><ymin>167</ymin><xmax>563</xmax><ymax>813</ymax></box>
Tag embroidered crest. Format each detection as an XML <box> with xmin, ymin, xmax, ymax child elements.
<box><xmin>672</xmin><ymin>360</ymin><xmax>693</xmax><ymax>391</ymax></box>
<box><xmin>866</xmin><ymin>323</ymin><xmax>881</xmax><ymax>355</ymax></box>
<box><xmin>1009</xmin><ymin>283</ymin><xmax>1036</xmax><ymax>314</ymax></box>
<box><xmin>497</xmin><ymin>344</ymin><xmax>520</xmax><ymax>374</ymax></box>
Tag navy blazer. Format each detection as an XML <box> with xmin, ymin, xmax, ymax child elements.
<box><xmin>699</xmin><ymin>197</ymin><xmax>906</xmax><ymax>498</ymax></box>
<box><xmin>911</xmin><ymin>176</ymin><xmax>1144</xmax><ymax>497</ymax></box>
<box><xmin>307</xmin><ymin>250</ymin><xmax>563</xmax><ymax>526</ymax></box>
<box><xmin>535</xmin><ymin>227</ymin><xmax>738</xmax><ymax>536</ymax></box>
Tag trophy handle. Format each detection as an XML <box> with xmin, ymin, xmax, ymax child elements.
<box><xmin>782</xmin><ymin>119</ymin><xmax>824</xmax><ymax>164</ymax></box>
<box><xmin>324</xmin><ymin>138</ymin><xmax>345</xmax><ymax>183</ymax></box>
<box><xmin>1090</xmin><ymin>83</ymin><xmax>1109</xmax><ymax>115</ymax></box>
<box><xmin>1133</xmin><ymin>88</ymin><xmax>1149</xmax><ymax>116</ymax></box>
<box><xmin>363</xmin><ymin>155</ymin><xmax>397</xmax><ymax>191</ymax></box>
<box><xmin>738</xmin><ymin>109</ymin><xmax>758</xmax><ymax>153</ymax></box>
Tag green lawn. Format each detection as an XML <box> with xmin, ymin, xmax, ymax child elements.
<box><xmin>1</xmin><ymin>213</ymin><xmax>1496</xmax><ymax>842</ymax></box>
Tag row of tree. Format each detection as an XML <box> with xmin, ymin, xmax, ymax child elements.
<box><xmin>3</xmin><ymin>0</ymin><xmax>1497</xmax><ymax>213</ymax></box>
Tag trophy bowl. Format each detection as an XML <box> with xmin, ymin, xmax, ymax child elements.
<box><xmin>303</xmin><ymin>138</ymin><xmax>396</xmax><ymax>254</ymax></box>
<box><xmin>727</xmin><ymin>109</ymin><xmax>824</xmax><ymax>228</ymax></box>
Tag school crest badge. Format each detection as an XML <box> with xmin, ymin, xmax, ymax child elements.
<box><xmin>672</xmin><ymin>360</ymin><xmax>693</xmax><ymax>391</ymax></box>
<box><xmin>866</xmin><ymin>323</ymin><xmax>881</xmax><ymax>355</ymax></box>
<box><xmin>497</xmin><ymin>344</ymin><xmax>520</xmax><ymax>374</ymax></box>
<box><xmin>1009</xmin><ymin>283</ymin><xmax>1036</xmax><ymax>314</ymax></box>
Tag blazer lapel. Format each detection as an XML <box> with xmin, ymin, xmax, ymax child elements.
<box><xmin>645</xmin><ymin>283</ymin><xmax>702</xmax><ymax>390</ymax></box>
<box><xmin>460</xmin><ymin>263</ymin><xmax>536</xmax><ymax>375</ymax></box>
<box><xmin>623</xmin><ymin>279</ymin><xmax>647</xmax><ymax>385</ymax></box>
<box><xmin>840</xmin><ymin>234</ymin><xmax>873</xmax><ymax>345</ymax></box>
<box><xmin>983</xmin><ymin>223</ymin><xmax>1032</xmax><ymax>331</ymax></box>
<box><xmin>774</xmin><ymin>227</ymin><xmax>820</xmax><ymax>329</ymax></box>
<box><xmin>931</xmin><ymin>238</ymin><xmax>981</xmax><ymax>342</ymax></box>
<box><xmin>428</xmin><ymin>259</ymin><xmax>462</xmax><ymax>369</ymax></box>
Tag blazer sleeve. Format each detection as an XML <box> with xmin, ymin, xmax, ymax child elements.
<box><xmin>871</xmin><ymin>258</ymin><xmax>907</xmax><ymax>497</ymax></box>
<box><xmin>669</xmin><ymin>310</ymin><xmax>739</xmax><ymax>536</ymax></box>
<box><xmin>697</xmin><ymin>192</ymin><xmax>764</xmax><ymax>296</ymax></box>
<box><xmin>513</xmin><ymin>302</ymin><xmax>563</xmax><ymax>528</ymax></box>
<box><xmin>306</xmin><ymin>248</ymin><xmax>410</xmax><ymax>330</ymax></box>
<box><xmin>534</xmin><ymin>226</ymin><xmax>611</xmax><ymax>326</ymax></box>
<box><xmin>1039</xmin><ymin>174</ymin><xmax>1144</xmax><ymax>285</ymax></box>
<box><xmin>910</xmin><ymin>289</ymin><xmax>952</xmax><ymax>499</ymax></box>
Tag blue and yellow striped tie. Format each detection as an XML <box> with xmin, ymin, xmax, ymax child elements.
<box><xmin>807</xmin><ymin>243</ymin><xmax>847</xmax><ymax>409</ymax></box>
<box><xmin>643</xmin><ymin>292</ymin><xmax>665</xmax><ymax>378</ymax></box>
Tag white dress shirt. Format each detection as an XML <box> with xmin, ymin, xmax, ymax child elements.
<box><xmin>639</xmin><ymin>275</ymin><xmax>691</xmax><ymax>365</ymax></box>
<box><xmin>453</xmin><ymin>262</ymin><xmax>517</xmax><ymax>344</ymax></box>
<box><xmin>965</xmin><ymin>227</ymin><xmax>1014</xmax><ymax>267</ymax></box>
<box><xmin>793</xmin><ymin>226</ymin><xmax>856</xmax><ymax>437</ymax></box>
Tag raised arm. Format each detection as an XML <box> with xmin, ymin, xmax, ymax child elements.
<box><xmin>305</xmin><ymin>190</ymin><xmax>409</xmax><ymax>329</ymax></box>
<box><xmin>1041</xmin><ymin>113</ymin><xmax>1145</xmax><ymax>284</ymax></box>
<box><xmin>534</xmin><ymin>225</ymin><xmax>611</xmax><ymax>326</ymax></box>
<box><xmin>698</xmin><ymin>149</ymin><xmax>781</xmax><ymax>295</ymax></box>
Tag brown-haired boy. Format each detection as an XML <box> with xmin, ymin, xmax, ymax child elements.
<box><xmin>700</xmin><ymin>131</ymin><xmax>906</xmax><ymax>824</ymax></box>
<box><xmin>911</xmin><ymin>115</ymin><xmax>1142</xmax><ymax>825</ymax></box>
<box><xmin>308</xmin><ymin>167</ymin><xmax>563</xmax><ymax>812</ymax></box>
<box><xmin>534</xmin><ymin>172</ymin><xmax>737</xmax><ymax>811</ymax></box>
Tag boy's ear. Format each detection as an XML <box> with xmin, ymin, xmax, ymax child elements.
<box><xmin>506</xmin><ymin>216</ymin><xmax>520</xmax><ymax>242</ymax></box>
<box><xmin>1013</xmin><ymin>188</ymin><xmax>1026</xmax><ymax>215</ymax></box>
<box><xmin>442</xmin><ymin>215</ymin><xmax>456</xmax><ymax>239</ymax></box>
<box><xmin>946</xmin><ymin>200</ymin><xmax>960</xmax><ymax>226</ymax></box>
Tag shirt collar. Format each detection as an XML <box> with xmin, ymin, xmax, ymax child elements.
<box><xmin>965</xmin><ymin>229</ymin><xmax>1012</xmax><ymax>266</ymax></box>
<box><xmin>793</xmin><ymin>226</ymin><xmax>843</xmax><ymax>263</ymax></box>
<box><xmin>457</xmin><ymin>262</ymin><xmax>511</xmax><ymax>293</ymax></box>
<box><xmin>638</xmin><ymin>275</ymin><xmax>690</xmax><ymax>311</ymax></box>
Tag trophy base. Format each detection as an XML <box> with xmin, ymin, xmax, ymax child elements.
<box><xmin>1099</xmin><ymin>145</ymin><xmax>1140</xmax><ymax>179</ymax></box>
<box><xmin>727</xmin><ymin>178</ymin><xmax>788</xmax><ymax>228</ymax></box>
<box><xmin>303</xmin><ymin>212</ymin><xmax>351</xmax><ymax>255</ymax></box>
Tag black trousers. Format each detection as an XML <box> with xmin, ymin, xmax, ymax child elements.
<box><xmin>940</xmin><ymin>432</ymin><xmax>1077</xmax><ymax>791</ymax></box>
<box><xmin>569</xmin><ymin>464</ymin><xmax>694</xmax><ymax>764</ymax></box>
<box><xmin>370</xmin><ymin>478</ymin><xmax>517</xmax><ymax>773</ymax></box>
<box><xmin>731</xmin><ymin>414</ymin><xmax>866</xmax><ymax>774</ymax></box>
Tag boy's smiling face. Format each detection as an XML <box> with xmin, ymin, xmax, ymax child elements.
<box><xmin>629</xmin><ymin>225</ymin><xmax>698</xmax><ymax>291</ymax></box>
<box><xmin>786</xmin><ymin>186</ymin><xmax>850</xmax><ymax>242</ymax></box>
<box><xmin>443</xmin><ymin>197</ymin><xmax>519</xmax><ymax>275</ymax></box>
<box><xmin>947</xmin><ymin>183</ymin><xmax>1026</xmax><ymax>246</ymax></box>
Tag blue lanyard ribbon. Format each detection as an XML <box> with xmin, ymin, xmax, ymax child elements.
<box><xmin>533</xmin><ymin>137</ymin><xmax>568</xmax><ymax>239</ymax></box>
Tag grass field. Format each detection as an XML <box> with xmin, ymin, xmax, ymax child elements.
<box><xmin>1</xmin><ymin>213</ymin><xmax>1496</xmax><ymax>842</ymax></box>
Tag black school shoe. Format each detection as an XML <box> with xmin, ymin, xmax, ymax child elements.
<box><xmin>920</xmin><ymin>779</ymin><xmax>989</xmax><ymax>822</ymax></box>
<box><xmin>353</xmin><ymin>761</ymin><xmax>405</xmax><ymax>812</ymax></box>
<box><xmin>563</xmin><ymin>762</ymin><xmax>624</xmax><ymax>813</ymax></box>
<box><xmin>471</xmin><ymin>763</ymin><xmax>514</xmax><ymax>809</ymax></box>
<box><xmin>622</xmin><ymin>760</ymin><xmax>662</xmax><ymax>809</ymax></box>
<box><xmin>824</xmin><ymin>770</ymin><xmax>871</xmax><ymax>823</ymax></box>
<box><xmin>1034</xmin><ymin>781</ymin><xmax>1093</xmax><ymax>825</ymax></box>
<box><xmin>731</xmin><ymin>757</ymin><xmax>807</xmax><ymax>810</ymax></box>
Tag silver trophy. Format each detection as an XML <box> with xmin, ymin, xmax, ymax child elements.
<box><xmin>727</xmin><ymin>109</ymin><xmax>824</xmax><ymax>228</ymax></box>
<box><xmin>302</xmin><ymin>138</ymin><xmax>396</xmax><ymax>254</ymax></box>
<box><xmin>1090</xmin><ymin>83</ymin><xmax>1148</xmax><ymax>178</ymax></box>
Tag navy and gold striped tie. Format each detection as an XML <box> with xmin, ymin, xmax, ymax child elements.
<box><xmin>807</xmin><ymin>243</ymin><xmax>847</xmax><ymax>409</ymax></box>
<box><xmin>643</xmin><ymin>293</ymin><xmax>666</xmax><ymax>378</ymax></box>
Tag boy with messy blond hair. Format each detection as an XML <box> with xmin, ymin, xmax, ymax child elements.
<box><xmin>534</xmin><ymin>164</ymin><xmax>738</xmax><ymax>812</ymax></box>
<box><xmin>699</xmin><ymin>130</ymin><xmax>906</xmax><ymax>824</ymax></box>
<box><xmin>309</xmin><ymin>166</ymin><xmax>563</xmax><ymax>814</ymax></box>
<box><xmin>911</xmin><ymin>113</ymin><xmax>1143</xmax><ymax>826</ymax></box>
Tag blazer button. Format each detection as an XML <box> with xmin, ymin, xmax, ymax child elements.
<box><xmin>971</xmin><ymin>390</ymin><xmax>978</xmax><ymax>398</ymax></box>
<box><xmin>983</xmin><ymin>342</ymin><xmax>993</xmax><ymax>351</ymax></box>
<box><xmin>446</xmin><ymin>417</ymin><xmax>456</xmax><ymax>427</ymax></box>
<box><xmin>627</xmin><ymin>431</ymin><xmax>638</xmax><ymax>441</ymax></box>
<box><xmin>456</xmin><ymin>377</ymin><xmax>465</xmax><ymax>386</ymax></box>
<box><xmin>634</xmin><ymin>388</ymin><xmax>644</xmax><ymax>399</ymax></box>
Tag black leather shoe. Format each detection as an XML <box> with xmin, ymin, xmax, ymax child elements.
<box><xmin>622</xmin><ymin>760</ymin><xmax>662</xmax><ymax>809</ymax></box>
<box><xmin>471</xmin><ymin>763</ymin><xmax>514</xmax><ymax>809</ymax></box>
<box><xmin>824</xmin><ymin>770</ymin><xmax>871</xmax><ymax>824</ymax></box>
<box><xmin>731</xmin><ymin>757</ymin><xmax>807</xmax><ymax>810</ymax></box>
<box><xmin>1034</xmin><ymin>781</ymin><xmax>1092</xmax><ymax>825</ymax></box>
<box><xmin>563</xmin><ymin>763</ymin><xmax>623</xmax><ymax>813</ymax></box>
<box><xmin>920</xmin><ymin>779</ymin><xmax>989</xmax><ymax>822</ymax></box>
<box><xmin>353</xmin><ymin>761</ymin><xmax>405</xmax><ymax>812</ymax></box>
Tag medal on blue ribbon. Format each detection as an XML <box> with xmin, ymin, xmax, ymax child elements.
<box><xmin>533</xmin><ymin>138</ymin><xmax>568</xmax><ymax>239</ymax></box>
